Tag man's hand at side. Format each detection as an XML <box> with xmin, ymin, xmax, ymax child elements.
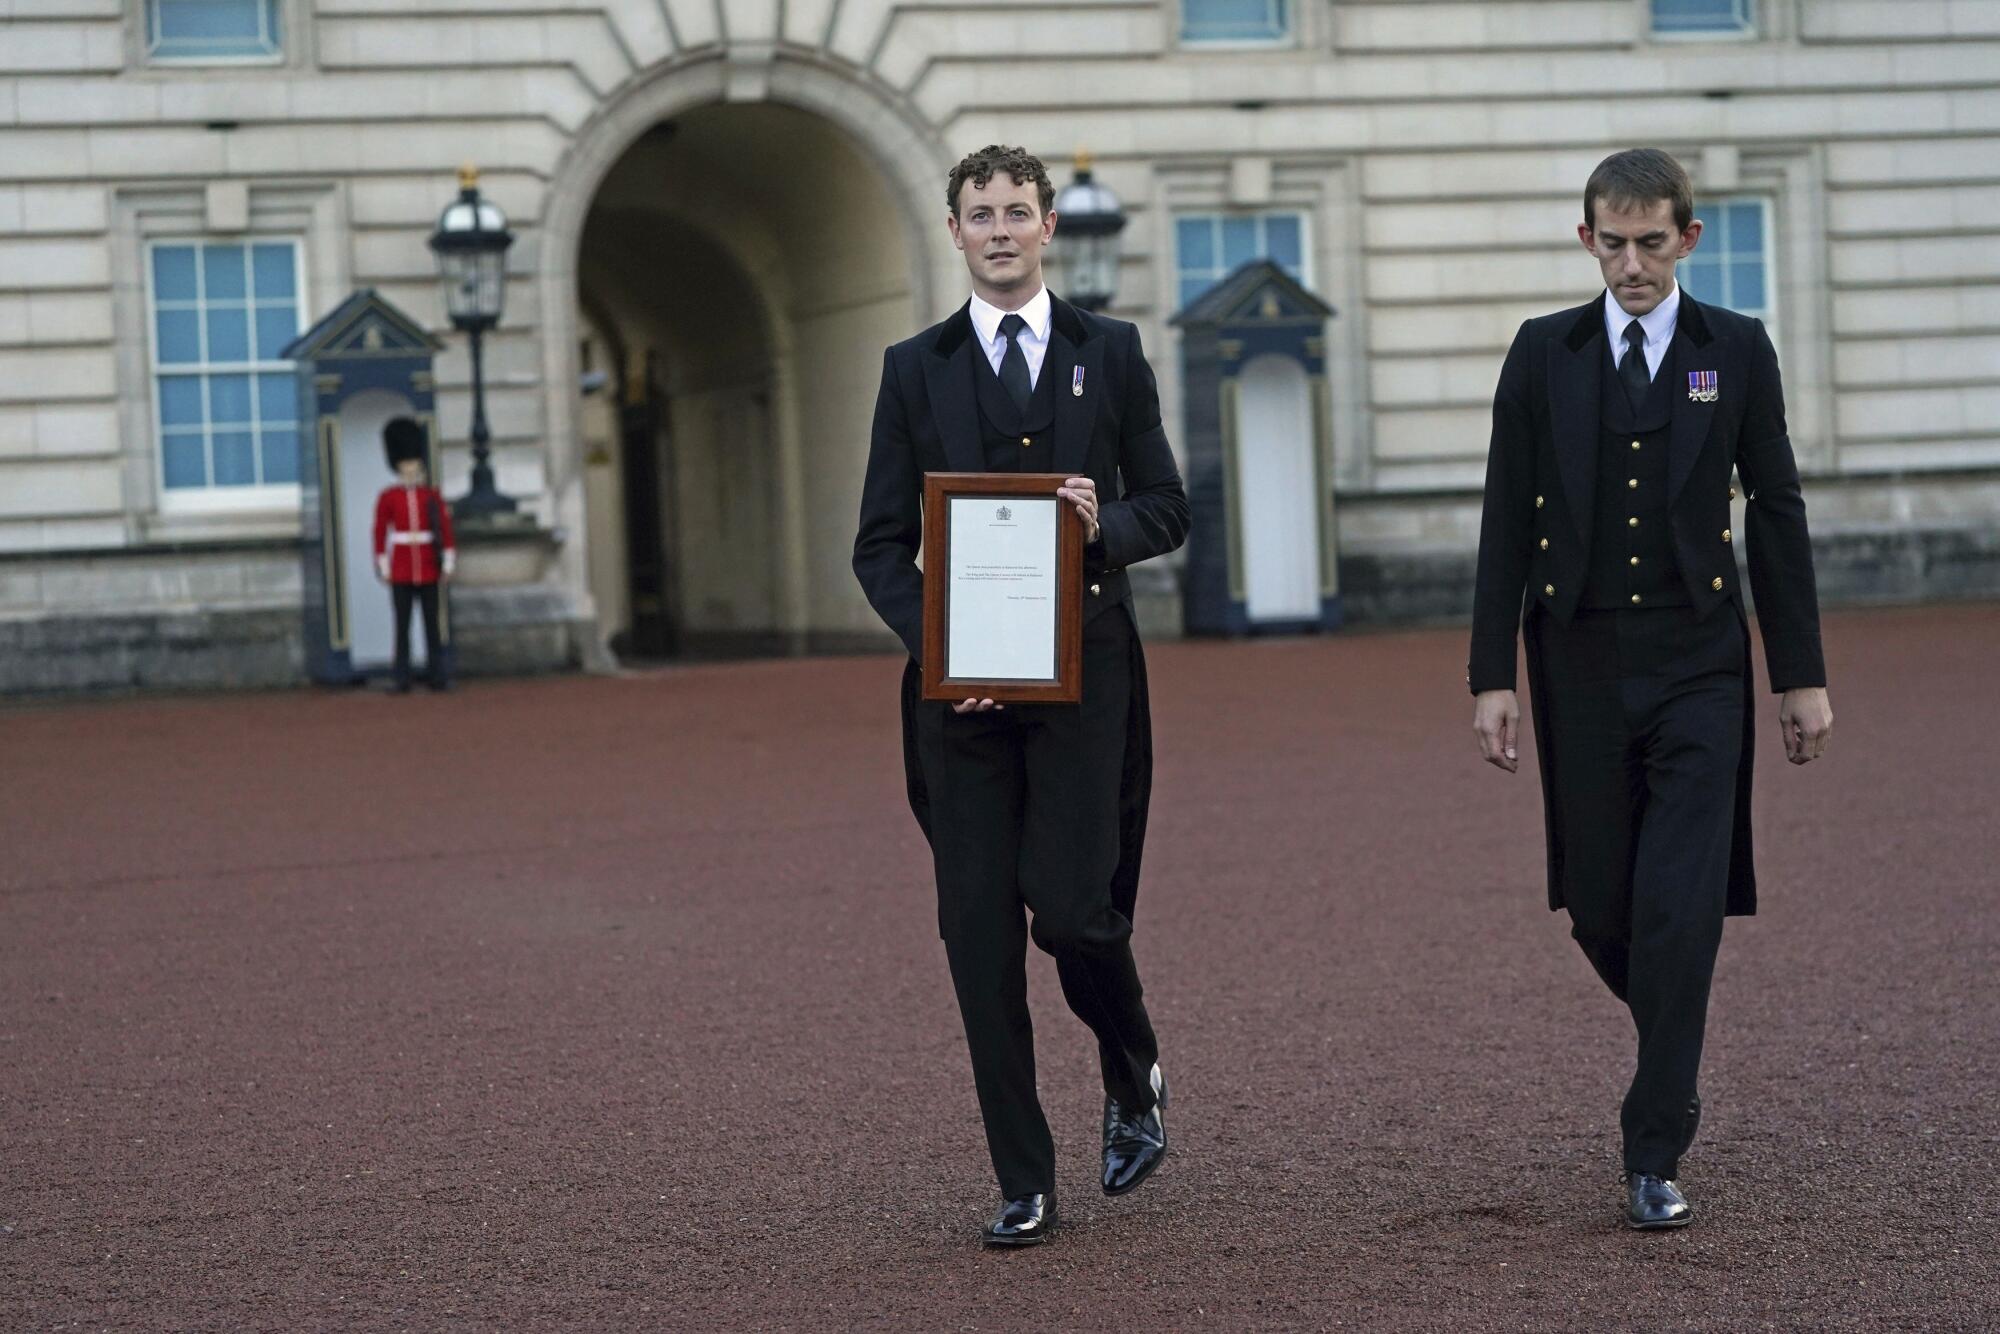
<box><xmin>1779</xmin><ymin>686</ymin><xmax>1832</xmax><ymax>765</ymax></box>
<box><xmin>954</xmin><ymin>698</ymin><xmax>1004</xmax><ymax>715</ymax></box>
<box><xmin>1473</xmin><ymin>689</ymin><xmax>1520</xmax><ymax>773</ymax></box>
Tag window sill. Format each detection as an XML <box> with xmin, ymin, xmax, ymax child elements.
<box><xmin>1178</xmin><ymin>37</ymin><xmax>1298</xmax><ymax>52</ymax></box>
<box><xmin>142</xmin><ymin>502</ymin><xmax>301</xmax><ymax>547</ymax></box>
<box><xmin>1648</xmin><ymin>29</ymin><xmax>1760</xmax><ymax>43</ymax></box>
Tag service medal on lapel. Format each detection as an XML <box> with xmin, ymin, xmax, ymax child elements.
<box><xmin>1073</xmin><ymin>366</ymin><xmax>1086</xmax><ymax>398</ymax></box>
<box><xmin>1688</xmin><ymin>370</ymin><xmax>1718</xmax><ymax>404</ymax></box>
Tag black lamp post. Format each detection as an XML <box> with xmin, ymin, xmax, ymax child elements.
<box><xmin>1053</xmin><ymin>150</ymin><xmax>1128</xmax><ymax>312</ymax></box>
<box><xmin>428</xmin><ymin>163</ymin><xmax>516</xmax><ymax>518</ymax></box>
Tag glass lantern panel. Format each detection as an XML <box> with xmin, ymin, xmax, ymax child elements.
<box><xmin>476</xmin><ymin>251</ymin><xmax>507</xmax><ymax>323</ymax></box>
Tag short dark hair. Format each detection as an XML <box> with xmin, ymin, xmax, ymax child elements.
<box><xmin>1584</xmin><ymin>148</ymin><xmax>1694</xmax><ymax>232</ymax></box>
<box><xmin>947</xmin><ymin>145</ymin><xmax>1055</xmax><ymax>218</ymax></box>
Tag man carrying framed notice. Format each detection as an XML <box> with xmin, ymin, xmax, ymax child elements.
<box><xmin>852</xmin><ymin>145</ymin><xmax>1191</xmax><ymax>1246</ymax></box>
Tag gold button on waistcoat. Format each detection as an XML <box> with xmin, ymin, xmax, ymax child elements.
<box><xmin>1539</xmin><ymin>537</ymin><xmax>1549</xmax><ymax>550</ymax></box>
<box><xmin>1544</xmin><ymin>584</ymin><xmax>1555</xmax><ymax>596</ymax></box>
<box><xmin>1631</xmin><ymin>440</ymin><xmax>1642</xmax><ymax>451</ymax></box>
<box><xmin>1021</xmin><ymin>436</ymin><xmax>1032</xmax><ymax>446</ymax></box>
<box><xmin>1090</xmin><ymin>583</ymin><xmax>1101</xmax><ymax>595</ymax></box>
<box><xmin>1631</xmin><ymin>594</ymin><xmax>1642</xmax><ymax>605</ymax></box>
<box><xmin>1628</xmin><ymin>517</ymin><xmax>1640</xmax><ymax>528</ymax></box>
<box><xmin>1729</xmin><ymin>486</ymin><xmax>1738</xmax><ymax>499</ymax></box>
<box><xmin>1629</xmin><ymin>556</ymin><xmax>1640</xmax><ymax>567</ymax></box>
<box><xmin>1712</xmin><ymin>576</ymin><xmax>1725</xmax><ymax>591</ymax></box>
<box><xmin>1628</xmin><ymin>478</ymin><xmax>1639</xmax><ymax>490</ymax></box>
<box><xmin>1535</xmin><ymin>495</ymin><xmax>1545</xmax><ymax>508</ymax></box>
<box><xmin>1722</xmin><ymin>528</ymin><xmax>1733</xmax><ymax>543</ymax></box>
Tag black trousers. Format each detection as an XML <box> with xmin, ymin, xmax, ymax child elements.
<box><xmin>391</xmin><ymin>582</ymin><xmax>446</xmax><ymax>687</ymax></box>
<box><xmin>913</xmin><ymin>607</ymin><xmax>1160</xmax><ymax>1198</ymax></box>
<box><xmin>1532</xmin><ymin>603</ymin><xmax>1745</xmax><ymax>1178</ymax></box>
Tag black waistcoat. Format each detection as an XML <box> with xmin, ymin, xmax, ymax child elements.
<box><xmin>973</xmin><ymin>338</ymin><xmax>1059</xmax><ymax>473</ymax></box>
<box><xmin>1580</xmin><ymin>337</ymin><xmax>1687</xmax><ymax>610</ymax></box>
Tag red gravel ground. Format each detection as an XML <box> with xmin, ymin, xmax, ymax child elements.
<box><xmin>2</xmin><ymin>602</ymin><xmax>1996</xmax><ymax>1330</ymax></box>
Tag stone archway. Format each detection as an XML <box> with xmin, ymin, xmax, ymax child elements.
<box><xmin>537</xmin><ymin>56</ymin><xmax>954</xmax><ymax>663</ymax></box>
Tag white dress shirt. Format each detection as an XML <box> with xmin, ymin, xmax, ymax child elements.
<box><xmin>968</xmin><ymin>285</ymin><xmax>1051</xmax><ymax>390</ymax></box>
<box><xmin>1602</xmin><ymin>283</ymin><xmax>1681</xmax><ymax>382</ymax></box>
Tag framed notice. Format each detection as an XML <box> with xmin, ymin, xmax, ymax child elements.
<box><xmin>921</xmin><ymin>472</ymin><xmax>1084</xmax><ymax>703</ymax></box>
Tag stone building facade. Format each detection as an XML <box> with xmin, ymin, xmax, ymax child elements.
<box><xmin>2</xmin><ymin>1</ymin><xmax>1996</xmax><ymax>690</ymax></box>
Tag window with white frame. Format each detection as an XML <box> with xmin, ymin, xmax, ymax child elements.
<box><xmin>1681</xmin><ymin>198</ymin><xmax>1773</xmax><ymax>322</ymax></box>
<box><xmin>1174</xmin><ymin>212</ymin><xmax>1307</xmax><ymax>310</ymax></box>
<box><xmin>145</xmin><ymin>0</ymin><xmax>283</xmax><ymax>62</ymax></box>
<box><xmin>147</xmin><ymin>240</ymin><xmax>304</xmax><ymax>494</ymax></box>
<box><xmin>1181</xmin><ymin>0</ymin><xmax>1290</xmax><ymax>44</ymax></box>
<box><xmin>1651</xmin><ymin>0</ymin><xmax>1755</xmax><ymax>38</ymax></box>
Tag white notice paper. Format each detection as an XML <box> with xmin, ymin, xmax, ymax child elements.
<box><xmin>946</xmin><ymin>495</ymin><xmax>1059</xmax><ymax>681</ymax></box>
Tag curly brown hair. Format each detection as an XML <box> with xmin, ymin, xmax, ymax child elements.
<box><xmin>947</xmin><ymin>145</ymin><xmax>1055</xmax><ymax>218</ymax></box>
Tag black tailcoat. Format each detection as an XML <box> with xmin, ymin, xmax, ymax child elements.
<box><xmin>853</xmin><ymin>295</ymin><xmax>1191</xmax><ymax>920</ymax></box>
<box><xmin>1469</xmin><ymin>294</ymin><xmax>1826</xmax><ymax>917</ymax></box>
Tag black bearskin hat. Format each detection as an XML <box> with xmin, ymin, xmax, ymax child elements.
<box><xmin>383</xmin><ymin>417</ymin><xmax>427</xmax><ymax>469</ymax></box>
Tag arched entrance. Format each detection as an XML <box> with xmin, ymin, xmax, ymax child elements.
<box><xmin>540</xmin><ymin>63</ymin><xmax>951</xmax><ymax>663</ymax></box>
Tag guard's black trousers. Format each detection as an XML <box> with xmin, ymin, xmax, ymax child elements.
<box><xmin>913</xmin><ymin>609</ymin><xmax>1160</xmax><ymax>1198</ymax></box>
<box><xmin>391</xmin><ymin>582</ymin><xmax>446</xmax><ymax>688</ymax></box>
<box><xmin>1532</xmin><ymin>604</ymin><xmax>1745</xmax><ymax>1178</ymax></box>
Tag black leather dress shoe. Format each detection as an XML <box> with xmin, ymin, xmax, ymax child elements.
<box><xmin>982</xmin><ymin>1192</ymin><xmax>1056</xmax><ymax>1247</ymax></box>
<box><xmin>1102</xmin><ymin>1063</ymin><xmax>1168</xmax><ymax>1196</ymax></box>
<box><xmin>1625</xmin><ymin>1172</ymin><xmax>1693</xmax><ymax>1230</ymax></box>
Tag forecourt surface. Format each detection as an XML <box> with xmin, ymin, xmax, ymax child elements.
<box><xmin>2</xmin><ymin>604</ymin><xmax>1994</xmax><ymax>1329</ymax></box>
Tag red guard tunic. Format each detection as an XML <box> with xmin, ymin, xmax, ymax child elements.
<box><xmin>372</xmin><ymin>484</ymin><xmax>457</xmax><ymax>585</ymax></box>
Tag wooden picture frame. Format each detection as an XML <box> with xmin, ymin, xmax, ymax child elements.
<box><xmin>921</xmin><ymin>471</ymin><xmax>1084</xmax><ymax>703</ymax></box>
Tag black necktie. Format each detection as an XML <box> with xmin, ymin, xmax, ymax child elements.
<box><xmin>998</xmin><ymin>313</ymin><xmax>1033</xmax><ymax>416</ymax></box>
<box><xmin>1618</xmin><ymin>318</ymin><xmax>1650</xmax><ymax>410</ymax></box>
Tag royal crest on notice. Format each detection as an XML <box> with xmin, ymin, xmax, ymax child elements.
<box><xmin>996</xmin><ymin>505</ymin><xmax>1012</xmax><ymax>522</ymax></box>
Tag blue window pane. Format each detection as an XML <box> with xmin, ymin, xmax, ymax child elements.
<box><xmin>152</xmin><ymin>0</ymin><xmax>281</xmax><ymax>58</ymax></box>
<box><xmin>251</xmin><ymin>243</ymin><xmax>295</xmax><ymax>299</ymax></box>
<box><xmin>156</xmin><ymin>309</ymin><xmax>202</xmax><ymax>364</ymax></box>
<box><xmin>153</xmin><ymin>245</ymin><xmax>198</xmax><ymax>301</ymax></box>
<box><xmin>159</xmin><ymin>376</ymin><xmax>204</xmax><ymax>426</ymax></box>
<box><xmin>1265</xmin><ymin>215</ymin><xmax>1303</xmax><ymax>273</ymax></box>
<box><xmin>1184</xmin><ymin>0</ymin><xmax>1289</xmax><ymax>42</ymax></box>
<box><xmin>1730</xmin><ymin>260</ymin><xmax>1766</xmax><ymax>311</ymax></box>
<box><xmin>206</xmin><ymin>305</ymin><xmax>249</xmax><ymax>362</ymax></box>
<box><xmin>256</xmin><ymin>372</ymin><xmax>297</xmax><ymax>423</ymax></box>
<box><xmin>1221</xmin><ymin>216</ymin><xmax>1259</xmax><ymax>270</ymax></box>
<box><xmin>1680</xmin><ymin>248</ymin><xmax>1718</xmax><ymax>298</ymax></box>
<box><xmin>162</xmin><ymin>433</ymin><xmax>207</xmax><ymax>488</ymax></box>
<box><xmin>1680</xmin><ymin>259</ymin><xmax>1720</xmax><ymax>307</ymax></box>
<box><xmin>159</xmin><ymin>0</ymin><xmax>261</xmax><ymax>40</ymax></box>
<box><xmin>1652</xmin><ymin>0</ymin><xmax>1753</xmax><ymax>34</ymax></box>
<box><xmin>202</xmin><ymin>244</ymin><xmax>246</xmax><ymax>301</ymax></box>
<box><xmin>1729</xmin><ymin>202</ymin><xmax>1763</xmax><ymax>252</ymax></box>
<box><xmin>212</xmin><ymin>430</ymin><xmax>257</xmax><ymax>486</ymax></box>
<box><xmin>1180</xmin><ymin>278</ymin><xmax>1209</xmax><ymax>310</ymax></box>
<box><xmin>259</xmin><ymin>427</ymin><xmax>299</xmax><ymax>484</ymax></box>
<box><xmin>1177</xmin><ymin>218</ymin><xmax>1215</xmax><ymax>272</ymax></box>
<box><xmin>209</xmin><ymin>373</ymin><xmax>252</xmax><ymax>425</ymax></box>
<box><xmin>255</xmin><ymin>307</ymin><xmax>297</xmax><ymax>360</ymax></box>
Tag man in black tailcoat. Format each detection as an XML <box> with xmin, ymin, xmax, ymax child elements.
<box><xmin>853</xmin><ymin>145</ymin><xmax>1190</xmax><ymax>1246</ymax></box>
<box><xmin>1469</xmin><ymin>149</ymin><xmax>1835</xmax><ymax>1229</ymax></box>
